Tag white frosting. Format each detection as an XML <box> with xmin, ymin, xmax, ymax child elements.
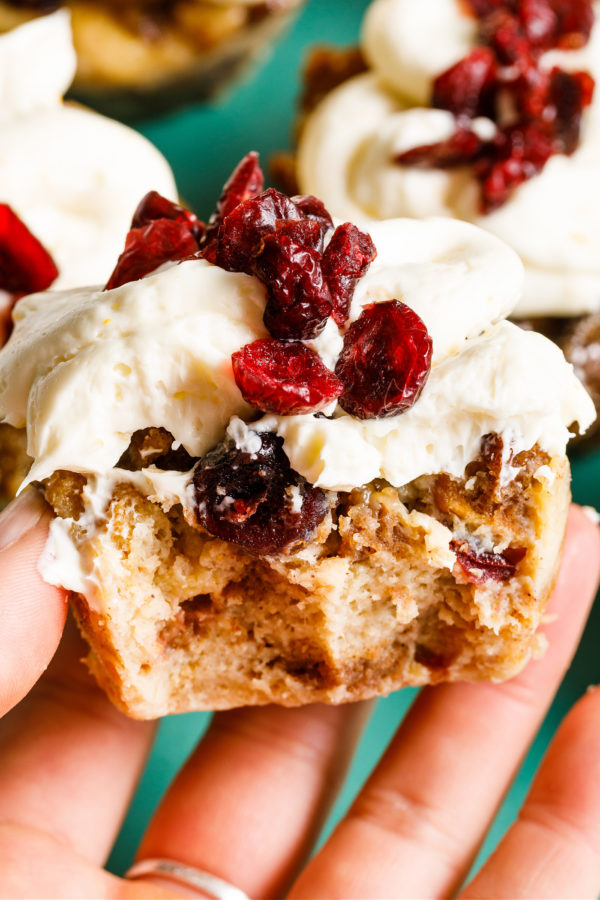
<box><xmin>298</xmin><ymin>0</ymin><xmax>600</xmax><ymax>317</ymax></box>
<box><xmin>0</xmin><ymin>13</ymin><xmax>177</xmax><ymax>290</ymax></box>
<box><xmin>0</xmin><ymin>218</ymin><xmax>593</xmax><ymax>505</ymax></box>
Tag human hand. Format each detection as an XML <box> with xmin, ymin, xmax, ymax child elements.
<box><xmin>0</xmin><ymin>491</ymin><xmax>598</xmax><ymax>899</ymax></box>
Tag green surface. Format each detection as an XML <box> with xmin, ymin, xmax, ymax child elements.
<box><xmin>105</xmin><ymin>0</ymin><xmax>600</xmax><ymax>879</ymax></box>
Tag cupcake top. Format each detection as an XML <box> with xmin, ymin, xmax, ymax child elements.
<box><xmin>0</xmin><ymin>11</ymin><xmax>177</xmax><ymax>289</ymax></box>
<box><xmin>297</xmin><ymin>0</ymin><xmax>600</xmax><ymax>318</ymax></box>
<box><xmin>0</xmin><ymin>155</ymin><xmax>592</xmax><ymax>498</ymax></box>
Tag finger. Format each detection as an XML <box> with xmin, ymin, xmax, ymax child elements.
<box><xmin>136</xmin><ymin>701</ymin><xmax>371</xmax><ymax>899</ymax></box>
<box><xmin>0</xmin><ymin>488</ymin><xmax>68</xmax><ymax>716</ymax></box>
<box><xmin>461</xmin><ymin>686</ymin><xmax>600</xmax><ymax>899</ymax></box>
<box><xmin>0</xmin><ymin>617</ymin><xmax>156</xmax><ymax>866</ymax></box>
<box><xmin>0</xmin><ymin>822</ymin><xmax>172</xmax><ymax>900</ymax></box>
<box><xmin>289</xmin><ymin>506</ymin><xmax>600</xmax><ymax>899</ymax></box>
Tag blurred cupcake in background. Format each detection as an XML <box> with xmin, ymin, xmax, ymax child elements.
<box><xmin>0</xmin><ymin>10</ymin><xmax>177</xmax><ymax>498</ymax></box>
<box><xmin>291</xmin><ymin>0</ymin><xmax>600</xmax><ymax>448</ymax></box>
<box><xmin>0</xmin><ymin>0</ymin><xmax>305</xmax><ymax>118</ymax></box>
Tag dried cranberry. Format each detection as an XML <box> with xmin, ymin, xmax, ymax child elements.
<box><xmin>0</xmin><ymin>204</ymin><xmax>58</xmax><ymax>296</ymax></box>
<box><xmin>215</xmin><ymin>188</ymin><xmax>302</xmax><ymax>274</ymax></box>
<box><xmin>451</xmin><ymin>539</ymin><xmax>527</xmax><ymax>583</ymax></box>
<box><xmin>105</xmin><ymin>218</ymin><xmax>199</xmax><ymax>290</ymax></box>
<box><xmin>232</xmin><ymin>339</ymin><xmax>343</xmax><ymax>415</ymax></box>
<box><xmin>550</xmin><ymin>67</ymin><xmax>596</xmax><ymax>153</ymax></box>
<box><xmin>291</xmin><ymin>194</ymin><xmax>334</xmax><ymax>233</ymax></box>
<box><xmin>518</xmin><ymin>0</ymin><xmax>559</xmax><ymax>49</ymax></box>
<box><xmin>321</xmin><ymin>223</ymin><xmax>377</xmax><ymax>327</ymax></box>
<box><xmin>335</xmin><ymin>300</ymin><xmax>433</xmax><ymax>420</ymax></box>
<box><xmin>480</xmin><ymin>9</ymin><xmax>532</xmax><ymax>66</ymax></box>
<box><xmin>193</xmin><ymin>431</ymin><xmax>329</xmax><ymax>553</ymax></box>
<box><xmin>554</xmin><ymin>0</ymin><xmax>595</xmax><ymax>48</ymax></box>
<box><xmin>274</xmin><ymin>219</ymin><xmax>325</xmax><ymax>253</ymax></box>
<box><xmin>131</xmin><ymin>190</ymin><xmax>204</xmax><ymax>241</ymax></box>
<box><xmin>212</xmin><ymin>151</ymin><xmax>265</xmax><ymax>227</ymax></box>
<box><xmin>256</xmin><ymin>233</ymin><xmax>333</xmax><ymax>341</ymax></box>
<box><xmin>475</xmin><ymin>120</ymin><xmax>555</xmax><ymax>211</ymax></box>
<box><xmin>433</xmin><ymin>48</ymin><xmax>497</xmax><ymax>118</ymax></box>
<box><xmin>395</xmin><ymin>128</ymin><xmax>484</xmax><ymax>169</ymax></box>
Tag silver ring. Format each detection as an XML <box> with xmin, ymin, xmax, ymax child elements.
<box><xmin>126</xmin><ymin>858</ymin><xmax>250</xmax><ymax>900</ymax></box>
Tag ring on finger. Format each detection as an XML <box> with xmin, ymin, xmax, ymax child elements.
<box><xmin>126</xmin><ymin>858</ymin><xmax>250</xmax><ymax>900</ymax></box>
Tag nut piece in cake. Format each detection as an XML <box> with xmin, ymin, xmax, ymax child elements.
<box><xmin>0</xmin><ymin>154</ymin><xmax>594</xmax><ymax>718</ymax></box>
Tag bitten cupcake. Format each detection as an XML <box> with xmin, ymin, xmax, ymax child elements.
<box><xmin>1</xmin><ymin>155</ymin><xmax>593</xmax><ymax>718</ymax></box>
<box><xmin>295</xmin><ymin>0</ymin><xmax>600</xmax><ymax>445</ymax></box>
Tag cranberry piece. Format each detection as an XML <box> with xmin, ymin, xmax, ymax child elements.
<box><xmin>232</xmin><ymin>339</ymin><xmax>343</xmax><ymax>415</ymax></box>
<box><xmin>256</xmin><ymin>233</ymin><xmax>333</xmax><ymax>341</ymax></box>
<box><xmin>475</xmin><ymin>120</ymin><xmax>555</xmax><ymax>211</ymax></box>
<box><xmin>518</xmin><ymin>0</ymin><xmax>559</xmax><ymax>49</ymax></box>
<box><xmin>554</xmin><ymin>0</ymin><xmax>595</xmax><ymax>48</ymax></box>
<box><xmin>193</xmin><ymin>431</ymin><xmax>329</xmax><ymax>554</ymax></box>
<box><xmin>433</xmin><ymin>48</ymin><xmax>497</xmax><ymax>118</ymax></box>
<box><xmin>274</xmin><ymin>218</ymin><xmax>326</xmax><ymax>253</ymax></box>
<box><xmin>550</xmin><ymin>67</ymin><xmax>596</xmax><ymax>153</ymax></box>
<box><xmin>480</xmin><ymin>9</ymin><xmax>532</xmax><ymax>66</ymax></box>
<box><xmin>451</xmin><ymin>539</ymin><xmax>527</xmax><ymax>584</ymax></box>
<box><xmin>0</xmin><ymin>203</ymin><xmax>58</xmax><ymax>296</ymax></box>
<box><xmin>131</xmin><ymin>190</ymin><xmax>204</xmax><ymax>241</ymax></box>
<box><xmin>395</xmin><ymin>128</ymin><xmax>484</xmax><ymax>169</ymax></box>
<box><xmin>105</xmin><ymin>219</ymin><xmax>199</xmax><ymax>290</ymax></box>
<box><xmin>335</xmin><ymin>300</ymin><xmax>433</xmax><ymax>420</ymax></box>
<box><xmin>212</xmin><ymin>151</ymin><xmax>265</xmax><ymax>227</ymax></box>
<box><xmin>321</xmin><ymin>223</ymin><xmax>377</xmax><ymax>327</ymax></box>
<box><xmin>291</xmin><ymin>194</ymin><xmax>334</xmax><ymax>233</ymax></box>
<box><xmin>216</xmin><ymin>188</ymin><xmax>302</xmax><ymax>274</ymax></box>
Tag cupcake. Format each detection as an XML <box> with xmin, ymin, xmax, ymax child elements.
<box><xmin>0</xmin><ymin>11</ymin><xmax>177</xmax><ymax>498</ymax></box>
<box><xmin>1</xmin><ymin>154</ymin><xmax>592</xmax><ymax>718</ymax></box>
<box><xmin>0</xmin><ymin>0</ymin><xmax>305</xmax><ymax>118</ymax></box>
<box><xmin>295</xmin><ymin>0</ymin><xmax>600</xmax><ymax>446</ymax></box>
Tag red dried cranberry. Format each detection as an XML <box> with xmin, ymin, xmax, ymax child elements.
<box><xmin>335</xmin><ymin>300</ymin><xmax>433</xmax><ymax>420</ymax></box>
<box><xmin>131</xmin><ymin>190</ymin><xmax>204</xmax><ymax>241</ymax></box>
<box><xmin>215</xmin><ymin>188</ymin><xmax>302</xmax><ymax>274</ymax></box>
<box><xmin>232</xmin><ymin>339</ymin><xmax>343</xmax><ymax>415</ymax></box>
<box><xmin>475</xmin><ymin>120</ymin><xmax>555</xmax><ymax>211</ymax></box>
<box><xmin>0</xmin><ymin>204</ymin><xmax>58</xmax><ymax>296</ymax></box>
<box><xmin>193</xmin><ymin>431</ymin><xmax>329</xmax><ymax>553</ymax></box>
<box><xmin>212</xmin><ymin>151</ymin><xmax>265</xmax><ymax>226</ymax></box>
<box><xmin>105</xmin><ymin>219</ymin><xmax>199</xmax><ymax>290</ymax></box>
<box><xmin>433</xmin><ymin>48</ymin><xmax>497</xmax><ymax>118</ymax></box>
<box><xmin>256</xmin><ymin>233</ymin><xmax>333</xmax><ymax>341</ymax></box>
<box><xmin>554</xmin><ymin>0</ymin><xmax>595</xmax><ymax>48</ymax></box>
<box><xmin>291</xmin><ymin>194</ymin><xmax>334</xmax><ymax>233</ymax></box>
<box><xmin>518</xmin><ymin>0</ymin><xmax>559</xmax><ymax>49</ymax></box>
<box><xmin>321</xmin><ymin>223</ymin><xmax>377</xmax><ymax>327</ymax></box>
<box><xmin>550</xmin><ymin>67</ymin><xmax>596</xmax><ymax>153</ymax></box>
<box><xmin>395</xmin><ymin>128</ymin><xmax>484</xmax><ymax>169</ymax></box>
<box><xmin>274</xmin><ymin>218</ymin><xmax>325</xmax><ymax>253</ymax></box>
<box><xmin>480</xmin><ymin>9</ymin><xmax>532</xmax><ymax>66</ymax></box>
<box><xmin>451</xmin><ymin>539</ymin><xmax>526</xmax><ymax>583</ymax></box>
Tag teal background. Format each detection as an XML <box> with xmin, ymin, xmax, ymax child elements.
<box><xmin>103</xmin><ymin>0</ymin><xmax>600</xmax><ymax>880</ymax></box>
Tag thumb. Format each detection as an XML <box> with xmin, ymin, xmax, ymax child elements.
<box><xmin>0</xmin><ymin>488</ymin><xmax>67</xmax><ymax>717</ymax></box>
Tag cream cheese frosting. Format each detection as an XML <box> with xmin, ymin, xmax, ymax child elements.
<box><xmin>297</xmin><ymin>0</ymin><xmax>600</xmax><ymax>318</ymax></box>
<box><xmin>0</xmin><ymin>12</ymin><xmax>177</xmax><ymax>290</ymax></box>
<box><xmin>0</xmin><ymin>217</ymin><xmax>593</xmax><ymax>500</ymax></box>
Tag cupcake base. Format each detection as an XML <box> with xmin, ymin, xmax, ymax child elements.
<box><xmin>43</xmin><ymin>434</ymin><xmax>569</xmax><ymax>719</ymax></box>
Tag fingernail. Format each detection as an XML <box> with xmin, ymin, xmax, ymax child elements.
<box><xmin>0</xmin><ymin>487</ymin><xmax>47</xmax><ymax>552</ymax></box>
